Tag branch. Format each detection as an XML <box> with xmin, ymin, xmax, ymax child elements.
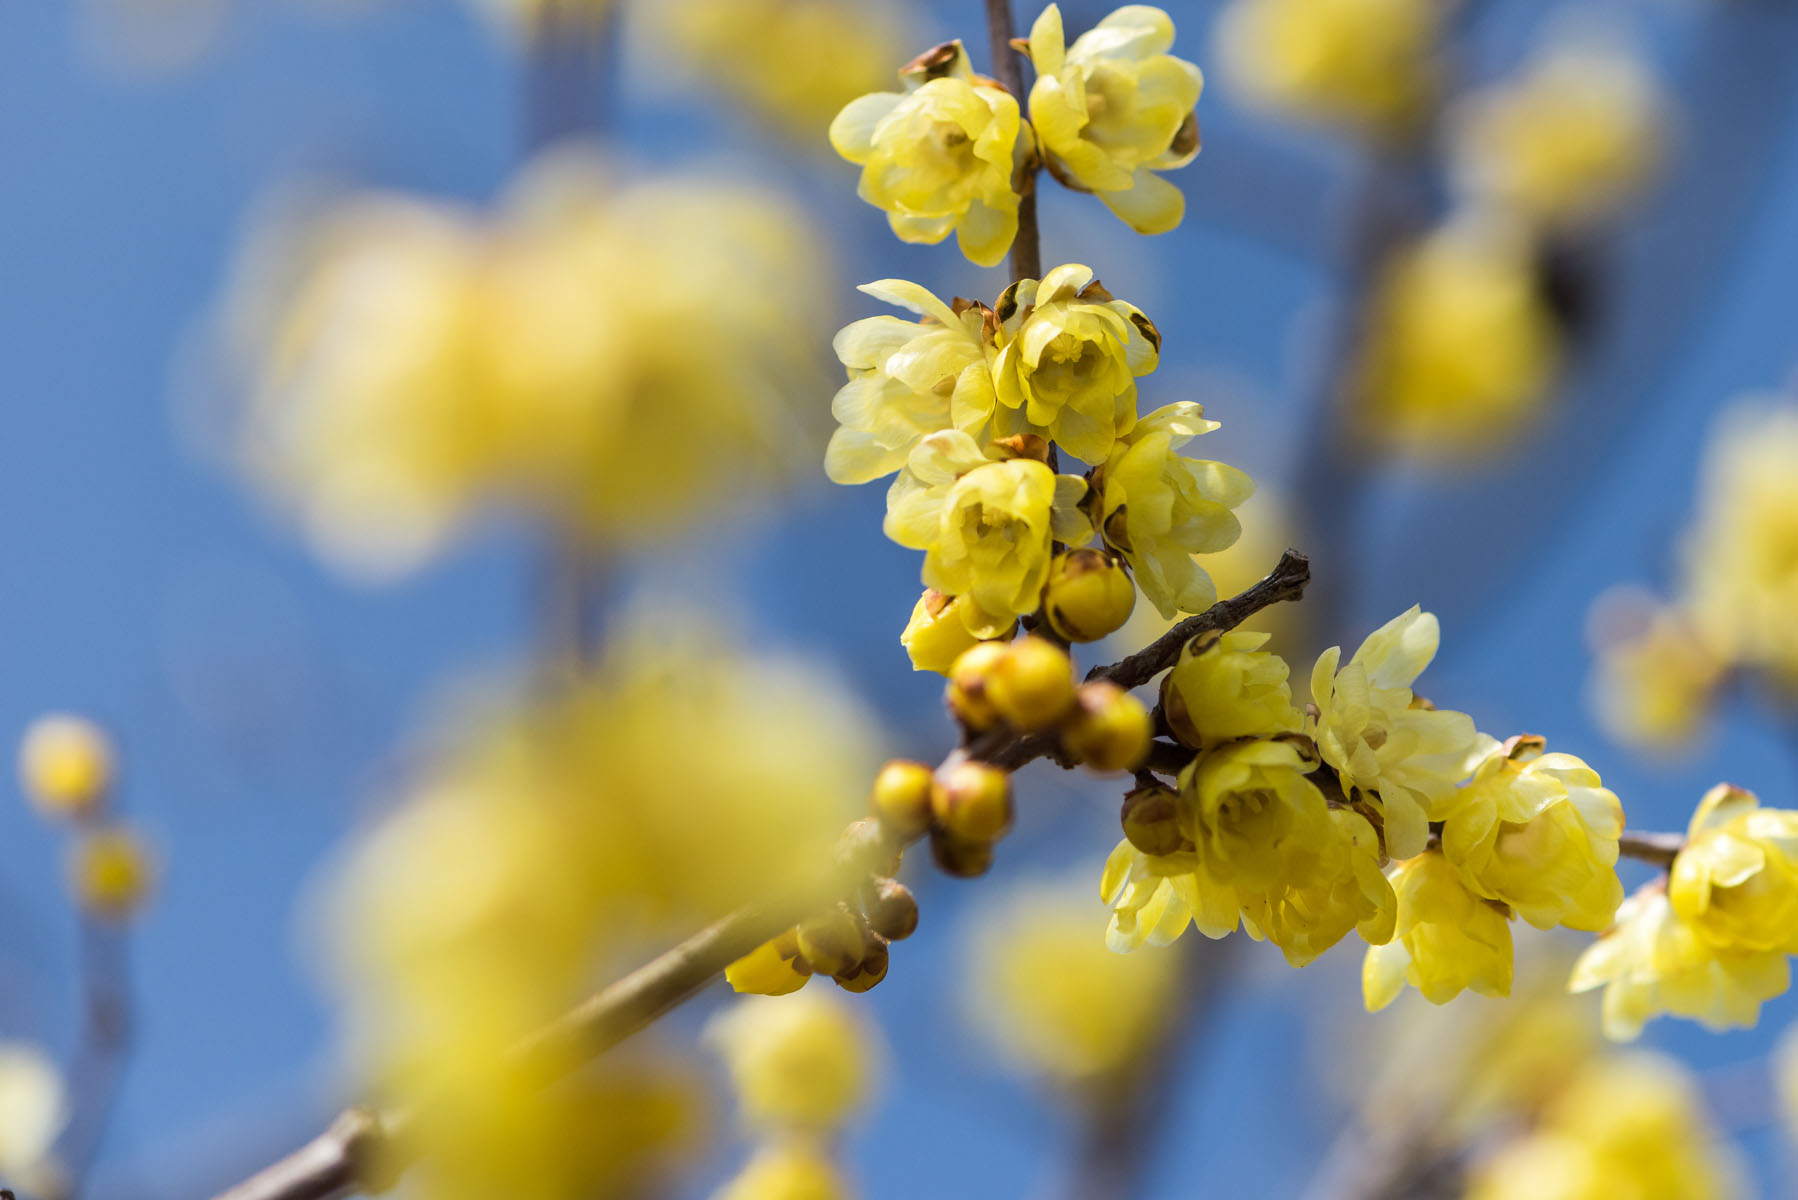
<box><xmin>983</xmin><ymin>0</ymin><xmax>1041</xmax><ymax>284</ymax></box>
<box><xmin>204</xmin><ymin>552</ymin><xmax>1311</xmax><ymax>1200</ymax></box>
<box><xmin>57</xmin><ymin>917</ymin><xmax>134</xmax><ymax>1196</ymax></box>
<box><xmin>1617</xmin><ymin>829</ymin><xmax>1684</xmax><ymax>870</ymax></box>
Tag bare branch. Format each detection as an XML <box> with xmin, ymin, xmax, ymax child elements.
<box><xmin>983</xmin><ymin>0</ymin><xmax>1041</xmax><ymax>284</ymax></box>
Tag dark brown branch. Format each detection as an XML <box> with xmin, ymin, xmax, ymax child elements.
<box><xmin>1618</xmin><ymin>829</ymin><xmax>1685</xmax><ymax>869</ymax></box>
<box><xmin>984</xmin><ymin>0</ymin><xmax>1041</xmax><ymax>284</ymax></box>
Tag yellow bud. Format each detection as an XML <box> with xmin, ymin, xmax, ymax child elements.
<box><xmin>1120</xmin><ymin>783</ymin><xmax>1185</xmax><ymax>856</ymax></box>
<box><xmin>19</xmin><ymin>715</ymin><xmax>114</xmax><ymax>822</ymax></box>
<box><xmin>69</xmin><ymin>827</ymin><xmax>152</xmax><ymax>920</ymax></box>
<box><xmin>796</xmin><ymin>906</ymin><xmax>867</xmax><ymax>978</ymax></box>
<box><xmin>833</xmin><ymin>936</ymin><xmax>890</xmax><ymax>994</ymax></box>
<box><xmin>947</xmin><ymin>641</ymin><xmax>1011</xmax><ymax>730</ymax></box>
<box><xmin>930</xmin><ymin>828</ymin><xmax>995</xmax><ymax>878</ymax></box>
<box><xmin>901</xmin><ymin>590</ymin><xmax>985</xmax><ymax>674</ymax></box>
<box><xmin>987</xmin><ymin>637</ymin><xmax>1077</xmax><ymax>731</ymax></box>
<box><xmin>726</xmin><ymin>932</ymin><xmax>814</xmax><ymax>996</ymax></box>
<box><xmin>1043</xmin><ymin>549</ymin><xmax>1136</xmax><ymax>642</ymax></box>
<box><xmin>864</xmin><ymin>878</ymin><xmax>919</xmax><ymax>941</ymax></box>
<box><xmin>1061</xmin><ymin>682</ymin><xmax>1153</xmax><ymax>773</ymax></box>
<box><xmin>869</xmin><ymin>760</ymin><xmax>937</xmax><ymax>840</ymax></box>
<box><xmin>932</xmin><ymin>762</ymin><xmax>1013</xmax><ymax>842</ymax></box>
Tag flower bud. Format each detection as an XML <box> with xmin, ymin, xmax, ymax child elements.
<box><xmin>1061</xmin><ymin>682</ymin><xmax>1152</xmax><ymax>772</ymax></box>
<box><xmin>864</xmin><ymin>878</ymin><xmax>919</xmax><ymax>941</ymax></box>
<box><xmin>833</xmin><ymin>936</ymin><xmax>890</xmax><ymax>994</ymax></box>
<box><xmin>19</xmin><ymin>714</ymin><xmax>114</xmax><ymax>822</ymax></box>
<box><xmin>987</xmin><ymin>636</ymin><xmax>1077</xmax><ymax>731</ymax></box>
<box><xmin>796</xmin><ymin>906</ymin><xmax>866</xmax><ymax>978</ymax></box>
<box><xmin>1043</xmin><ymin>549</ymin><xmax>1136</xmax><ymax>642</ymax></box>
<box><xmin>869</xmin><ymin>760</ymin><xmax>937</xmax><ymax>840</ymax></box>
<box><xmin>70</xmin><ymin>827</ymin><xmax>152</xmax><ymax>920</ymax></box>
<box><xmin>930</xmin><ymin>828</ymin><xmax>996</xmax><ymax>878</ymax></box>
<box><xmin>901</xmin><ymin>589</ymin><xmax>984</xmax><ymax>675</ymax></box>
<box><xmin>837</xmin><ymin>816</ymin><xmax>902</xmax><ymax>878</ymax></box>
<box><xmin>726</xmin><ymin>930</ymin><xmax>814</xmax><ymax>996</ymax></box>
<box><xmin>932</xmin><ymin>761</ymin><xmax>1013</xmax><ymax>842</ymax></box>
<box><xmin>947</xmin><ymin>641</ymin><xmax>1012</xmax><ymax>730</ymax></box>
<box><xmin>1120</xmin><ymin>783</ymin><xmax>1185</xmax><ymax>856</ymax></box>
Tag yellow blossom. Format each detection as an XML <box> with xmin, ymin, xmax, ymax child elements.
<box><xmin>1439</xmin><ymin>736</ymin><xmax>1624</xmax><ymax>933</ymax></box>
<box><xmin>705</xmin><ymin>991</ymin><xmax>877</xmax><ymax>1136</ymax></box>
<box><xmin>1669</xmin><ymin>784</ymin><xmax>1798</xmax><ymax>953</ymax></box>
<box><xmin>1449</xmin><ymin>43</ymin><xmax>1662</xmax><ymax>231</ymax></box>
<box><xmin>70</xmin><ymin>826</ymin><xmax>154</xmax><ymax>919</ymax></box>
<box><xmin>1024</xmin><ymin>4</ymin><xmax>1203</xmax><ymax>234</ymax></box>
<box><xmin>1161</xmin><ymin>630</ymin><xmax>1301</xmax><ymax>749</ymax></box>
<box><xmin>1177</xmin><ymin>737</ymin><xmax>1333</xmax><ymax>898</ymax></box>
<box><xmin>884</xmin><ymin>433</ymin><xmax>1090</xmax><ymax>636</ymax></box>
<box><xmin>1092</xmin><ymin>401</ymin><xmax>1253</xmax><ymax>618</ymax></box>
<box><xmin>1100</xmin><ymin>840</ymin><xmax>1224</xmax><ymax>950</ymax></box>
<box><xmin>1309</xmin><ymin>605</ymin><xmax>1479</xmax><ymax>859</ymax></box>
<box><xmin>0</xmin><ymin>1043</ymin><xmax>65</xmax><ymax>1189</ymax></box>
<box><xmin>1586</xmin><ymin>591</ymin><xmax>1725</xmax><ymax>752</ymax></box>
<box><xmin>19</xmin><ymin>713</ymin><xmax>115</xmax><ymax>822</ymax></box>
<box><xmin>1364</xmin><ymin>850</ymin><xmax>1513</xmax><ymax>1009</ymax></box>
<box><xmin>990</xmin><ymin>264</ymin><xmax>1157</xmax><ymax>463</ymax></box>
<box><xmin>726</xmin><ymin>935</ymin><xmax>813</xmax><ymax>997</ymax></box>
<box><xmin>829</xmin><ymin>41</ymin><xmax>1029</xmax><ymax>267</ymax></box>
<box><xmin>1216</xmin><ymin>0</ymin><xmax>1438</xmax><ymax>135</ymax></box>
<box><xmin>824</xmin><ymin>280</ymin><xmax>997</xmax><ymax>486</ymax></box>
<box><xmin>1569</xmin><ymin>884</ymin><xmax>1790</xmax><ymax>1041</ymax></box>
<box><xmin>899</xmin><ymin>589</ymin><xmax>986</xmax><ymax>673</ymax></box>
<box><xmin>1042</xmin><ymin>548</ymin><xmax>1136</xmax><ymax>642</ymax></box>
<box><xmin>1242</xmin><ymin>806</ymin><xmax>1396</xmax><ymax>966</ymax></box>
<box><xmin>712</xmin><ymin>1144</ymin><xmax>850</xmax><ymax>1200</ymax></box>
<box><xmin>964</xmin><ymin>874</ymin><xmax>1182</xmax><ymax>1085</ymax></box>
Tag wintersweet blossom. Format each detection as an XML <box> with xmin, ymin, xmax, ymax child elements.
<box><xmin>712</xmin><ymin>1145</ymin><xmax>850</xmax><ymax>1200</ymax></box>
<box><xmin>1586</xmin><ymin>592</ymin><xmax>1725</xmax><ymax>752</ymax></box>
<box><xmin>1160</xmin><ymin>630</ymin><xmax>1301</xmax><ymax>749</ymax></box>
<box><xmin>1669</xmin><ymin>784</ymin><xmax>1798</xmax><ymax>954</ymax></box>
<box><xmin>899</xmin><ymin>589</ymin><xmax>986</xmax><ymax>673</ymax></box>
<box><xmin>1092</xmin><ymin>402</ymin><xmax>1253</xmax><ymax>618</ymax></box>
<box><xmin>991</xmin><ymin>263</ymin><xmax>1158</xmax><ymax>464</ymax></box>
<box><xmin>1364</xmin><ymin>850</ymin><xmax>1514</xmax><ymax>1009</ymax></box>
<box><xmin>1101</xmin><ymin>840</ymin><xmax>1208</xmax><ymax>950</ymax></box>
<box><xmin>1244</xmin><ymin>806</ymin><xmax>1396</xmax><ymax>966</ymax></box>
<box><xmin>0</xmin><ymin>1043</ymin><xmax>65</xmax><ymax>1193</ymax></box>
<box><xmin>1177</xmin><ymin>737</ymin><xmax>1334</xmax><ymax>899</ymax></box>
<box><xmin>1308</xmin><ymin>606</ymin><xmax>1479</xmax><ymax>860</ymax></box>
<box><xmin>705</xmin><ymin>992</ymin><xmax>876</xmax><ymax>1136</ymax></box>
<box><xmin>829</xmin><ymin>40</ymin><xmax>1030</xmax><ymax>267</ymax></box>
<box><xmin>1024</xmin><ymin>4</ymin><xmax>1203</xmax><ymax>234</ymax></box>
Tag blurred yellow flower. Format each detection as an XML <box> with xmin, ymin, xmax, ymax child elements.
<box><xmin>712</xmin><ymin>1144</ymin><xmax>851</xmax><ymax>1200</ymax></box>
<box><xmin>1439</xmin><ymin>736</ymin><xmax>1623</xmax><ymax>933</ymax></box>
<box><xmin>1025</xmin><ymin>4</ymin><xmax>1203</xmax><ymax>234</ymax></box>
<box><xmin>1309</xmin><ymin>606</ymin><xmax>1479</xmax><ymax>860</ymax></box>
<box><xmin>1569</xmin><ymin>883</ymin><xmax>1790</xmax><ymax>1041</ymax></box>
<box><xmin>1586</xmin><ymin>590</ymin><xmax>1725</xmax><ymax>752</ymax></box>
<box><xmin>964</xmin><ymin>873</ymin><xmax>1182</xmax><ymax>1086</ymax></box>
<box><xmin>1449</xmin><ymin>42</ymin><xmax>1663</xmax><ymax>231</ymax></box>
<box><xmin>1669</xmin><ymin>783</ymin><xmax>1798</xmax><ymax>954</ymax></box>
<box><xmin>1364</xmin><ymin>850</ymin><xmax>1513</xmax><ymax>1009</ymax></box>
<box><xmin>706</xmin><ymin>991</ymin><xmax>878</xmax><ymax>1136</ymax></box>
<box><xmin>1216</xmin><ymin>0</ymin><xmax>1437</xmax><ymax>135</ymax></box>
<box><xmin>1092</xmin><ymin>402</ymin><xmax>1253</xmax><ymax>618</ymax></box>
<box><xmin>1160</xmin><ymin>630</ymin><xmax>1301</xmax><ymax>749</ymax></box>
<box><xmin>69</xmin><ymin>826</ymin><xmax>155</xmax><ymax>920</ymax></box>
<box><xmin>19</xmin><ymin>713</ymin><xmax>115</xmax><ymax>822</ymax></box>
<box><xmin>824</xmin><ymin>280</ymin><xmax>996</xmax><ymax>486</ymax></box>
<box><xmin>829</xmin><ymin>41</ymin><xmax>1029</xmax><ymax>267</ymax></box>
<box><xmin>991</xmin><ymin>264</ymin><xmax>1158</xmax><ymax>464</ymax></box>
<box><xmin>1351</xmin><ymin>218</ymin><xmax>1560</xmax><ymax>462</ymax></box>
<box><xmin>0</xmin><ymin>1042</ymin><xmax>65</xmax><ymax>1189</ymax></box>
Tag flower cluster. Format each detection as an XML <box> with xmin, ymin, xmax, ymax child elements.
<box><xmin>19</xmin><ymin>714</ymin><xmax>154</xmax><ymax>921</ymax></box>
<box><xmin>829</xmin><ymin>5</ymin><xmax>1204</xmax><ymax>265</ymax></box>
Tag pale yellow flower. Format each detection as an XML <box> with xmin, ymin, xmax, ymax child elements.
<box><xmin>1569</xmin><ymin>884</ymin><xmax>1790</xmax><ymax>1041</ymax></box>
<box><xmin>1092</xmin><ymin>402</ymin><xmax>1253</xmax><ymax>618</ymax></box>
<box><xmin>825</xmin><ymin>279</ymin><xmax>997</xmax><ymax>486</ymax></box>
<box><xmin>1100</xmin><ymin>839</ymin><xmax>1230</xmax><ymax>950</ymax></box>
<box><xmin>884</xmin><ymin>433</ymin><xmax>1090</xmax><ymax>636</ymax></box>
<box><xmin>899</xmin><ymin>589</ymin><xmax>987</xmax><ymax>673</ymax></box>
<box><xmin>69</xmin><ymin>826</ymin><xmax>155</xmax><ymax>920</ymax></box>
<box><xmin>829</xmin><ymin>41</ymin><xmax>1029</xmax><ymax>267</ymax></box>
<box><xmin>1309</xmin><ymin>606</ymin><xmax>1479</xmax><ymax>860</ymax></box>
<box><xmin>0</xmin><ymin>1043</ymin><xmax>65</xmax><ymax>1187</ymax></box>
<box><xmin>1669</xmin><ymin>784</ymin><xmax>1798</xmax><ymax>954</ymax></box>
<box><xmin>705</xmin><ymin>991</ymin><xmax>878</xmax><ymax>1136</ymax></box>
<box><xmin>1364</xmin><ymin>850</ymin><xmax>1513</xmax><ymax>1009</ymax></box>
<box><xmin>1160</xmin><ymin>630</ymin><xmax>1301</xmax><ymax>749</ymax></box>
<box><xmin>18</xmin><ymin>713</ymin><xmax>115</xmax><ymax>822</ymax></box>
<box><xmin>1586</xmin><ymin>590</ymin><xmax>1725</xmax><ymax>752</ymax></box>
<box><xmin>992</xmin><ymin>264</ymin><xmax>1158</xmax><ymax>464</ymax></box>
<box><xmin>1177</xmin><ymin>737</ymin><xmax>1333</xmax><ymax>898</ymax></box>
<box><xmin>1216</xmin><ymin>0</ymin><xmax>1438</xmax><ymax>134</ymax></box>
<box><xmin>1025</xmin><ymin>4</ymin><xmax>1202</xmax><ymax>234</ymax></box>
<box><xmin>712</xmin><ymin>1144</ymin><xmax>850</xmax><ymax>1200</ymax></box>
<box><xmin>1439</xmin><ymin>736</ymin><xmax>1623</xmax><ymax>933</ymax></box>
<box><xmin>1242</xmin><ymin>805</ymin><xmax>1396</xmax><ymax>966</ymax></box>
<box><xmin>1352</xmin><ymin>217</ymin><xmax>1560</xmax><ymax>461</ymax></box>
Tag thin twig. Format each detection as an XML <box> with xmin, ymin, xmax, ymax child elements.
<box><xmin>57</xmin><ymin>917</ymin><xmax>134</xmax><ymax>1196</ymax></box>
<box><xmin>984</xmin><ymin>0</ymin><xmax>1041</xmax><ymax>284</ymax></box>
<box><xmin>1617</xmin><ymin>829</ymin><xmax>1684</xmax><ymax>870</ymax></box>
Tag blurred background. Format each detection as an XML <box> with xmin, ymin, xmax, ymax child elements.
<box><xmin>4</xmin><ymin>0</ymin><xmax>1798</xmax><ymax>1196</ymax></box>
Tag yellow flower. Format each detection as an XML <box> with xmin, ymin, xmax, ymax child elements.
<box><xmin>1439</xmin><ymin>736</ymin><xmax>1624</xmax><ymax>933</ymax></box>
<box><xmin>1216</xmin><ymin>0</ymin><xmax>1438</xmax><ymax>134</ymax></box>
<box><xmin>1024</xmin><ymin>4</ymin><xmax>1203</xmax><ymax>234</ymax></box>
<box><xmin>19</xmin><ymin>713</ymin><xmax>115</xmax><ymax>822</ymax></box>
<box><xmin>1586</xmin><ymin>591</ymin><xmax>1724</xmax><ymax>752</ymax></box>
<box><xmin>1669</xmin><ymin>784</ymin><xmax>1798</xmax><ymax>954</ymax></box>
<box><xmin>712</xmin><ymin>1144</ymin><xmax>850</xmax><ymax>1200</ymax></box>
<box><xmin>1449</xmin><ymin>43</ymin><xmax>1662</xmax><ymax>231</ymax></box>
<box><xmin>1092</xmin><ymin>402</ymin><xmax>1254</xmax><ymax>618</ymax></box>
<box><xmin>70</xmin><ymin>827</ymin><xmax>154</xmax><ymax>920</ymax></box>
<box><xmin>1242</xmin><ymin>805</ymin><xmax>1397</xmax><ymax>967</ymax></box>
<box><xmin>829</xmin><ymin>41</ymin><xmax>1029</xmax><ymax>267</ymax></box>
<box><xmin>0</xmin><ymin>1042</ymin><xmax>65</xmax><ymax>1187</ymax></box>
<box><xmin>963</xmin><ymin>873</ymin><xmax>1182</xmax><ymax>1085</ymax></box>
<box><xmin>884</xmin><ymin>433</ymin><xmax>1090</xmax><ymax>636</ymax></box>
<box><xmin>1161</xmin><ymin>629</ymin><xmax>1301</xmax><ymax>749</ymax></box>
<box><xmin>705</xmin><ymin>991</ymin><xmax>878</xmax><ymax>1136</ymax></box>
<box><xmin>1351</xmin><ymin>217</ymin><xmax>1561</xmax><ymax>461</ymax></box>
<box><xmin>1569</xmin><ymin>884</ymin><xmax>1790</xmax><ymax>1041</ymax></box>
<box><xmin>1364</xmin><ymin>850</ymin><xmax>1513</xmax><ymax>1009</ymax></box>
<box><xmin>899</xmin><ymin>589</ymin><xmax>987</xmax><ymax>673</ymax></box>
<box><xmin>1309</xmin><ymin>605</ymin><xmax>1479</xmax><ymax>859</ymax></box>
<box><xmin>990</xmin><ymin>264</ymin><xmax>1157</xmax><ymax>464</ymax></box>
<box><xmin>726</xmin><ymin>935</ymin><xmax>813</xmax><ymax>997</ymax></box>
<box><xmin>1100</xmin><ymin>839</ymin><xmax>1235</xmax><ymax>950</ymax></box>
<box><xmin>1682</xmin><ymin>403</ymin><xmax>1798</xmax><ymax>680</ymax></box>
<box><xmin>824</xmin><ymin>280</ymin><xmax>997</xmax><ymax>486</ymax></box>
<box><xmin>1177</xmin><ymin>737</ymin><xmax>1333</xmax><ymax>897</ymax></box>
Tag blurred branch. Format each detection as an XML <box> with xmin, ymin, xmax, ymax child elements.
<box><xmin>57</xmin><ymin>917</ymin><xmax>134</xmax><ymax>1197</ymax></box>
<box><xmin>985</xmin><ymin>0</ymin><xmax>1042</xmax><ymax>284</ymax></box>
<box><xmin>205</xmin><ymin>551</ymin><xmax>1315</xmax><ymax>1200</ymax></box>
<box><xmin>1616</xmin><ymin>830</ymin><xmax>1683</xmax><ymax>869</ymax></box>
